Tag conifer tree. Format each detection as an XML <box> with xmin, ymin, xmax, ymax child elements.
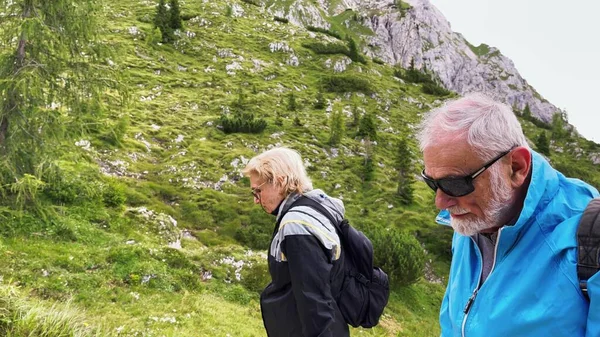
<box><xmin>287</xmin><ymin>92</ymin><xmax>297</xmax><ymax>111</ymax></box>
<box><xmin>358</xmin><ymin>113</ymin><xmax>377</xmax><ymax>141</ymax></box>
<box><xmin>396</xmin><ymin>137</ymin><xmax>415</xmax><ymax>204</ymax></box>
<box><xmin>154</xmin><ymin>0</ymin><xmax>174</xmax><ymax>43</ymax></box>
<box><xmin>314</xmin><ymin>92</ymin><xmax>325</xmax><ymax>109</ymax></box>
<box><xmin>351</xmin><ymin>104</ymin><xmax>360</xmax><ymax>127</ymax></box>
<box><xmin>522</xmin><ymin>103</ymin><xmax>532</xmax><ymax>120</ymax></box>
<box><xmin>169</xmin><ymin>0</ymin><xmax>183</xmax><ymax>30</ymax></box>
<box><xmin>0</xmin><ymin>0</ymin><xmax>125</xmax><ymax>186</ymax></box>
<box><xmin>347</xmin><ymin>37</ymin><xmax>359</xmax><ymax>61</ymax></box>
<box><xmin>363</xmin><ymin>139</ymin><xmax>375</xmax><ymax>182</ymax></box>
<box><xmin>551</xmin><ymin>111</ymin><xmax>568</xmax><ymax>141</ymax></box>
<box><xmin>329</xmin><ymin>110</ymin><xmax>345</xmax><ymax>146</ymax></box>
<box><xmin>535</xmin><ymin>132</ymin><xmax>551</xmax><ymax>156</ymax></box>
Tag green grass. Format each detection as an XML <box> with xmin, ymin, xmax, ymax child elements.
<box><xmin>0</xmin><ymin>0</ymin><xmax>598</xmax><ymax>336</ymax></box>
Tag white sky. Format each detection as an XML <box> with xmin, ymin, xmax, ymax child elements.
<box><xmin>429</xmin><ymin>0</ymin><xmax>599</xmax><ymax>143</ymax></box>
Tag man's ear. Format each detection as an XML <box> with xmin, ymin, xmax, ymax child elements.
<box><xmin>509</xmin><ymin>147</ymin><xmax>531</xmax><ymax>188</ymax></box>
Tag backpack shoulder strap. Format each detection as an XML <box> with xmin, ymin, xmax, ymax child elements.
<box><xmin>577</xmin><ymin>197</ymin><xmax>600</xmax><ymax>299</ymax></box>
<box><xmin>288</xmin><ymin>195</ymin><xmax>340</xmax><ymax>231</ymax></box>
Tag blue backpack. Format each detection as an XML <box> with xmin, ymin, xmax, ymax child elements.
<box><xmin>288</xmin><ymin>196</ymin><xmax>390</xmax><ymax>328</ymax></box>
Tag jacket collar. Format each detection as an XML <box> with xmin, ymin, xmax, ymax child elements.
<box><xmin>495</xmin><ymin>150</ymin><xmax>559</xmax><ymax>257</ymax></box>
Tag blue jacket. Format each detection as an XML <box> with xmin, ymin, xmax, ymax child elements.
<box><xmin>439</xmin><ymin>151</ymin><xmax>600</xmax><ymax>336</ymax></box>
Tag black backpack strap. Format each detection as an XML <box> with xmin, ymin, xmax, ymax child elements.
<box><xmin>289</xmin><ymin>196</ymin><xmax>341</xmax><ymax>232</ymax></box>
<box><xmin>577</xmin><ymin>198</ymin><xmax>600</xmax><ymax>300</ymax></box>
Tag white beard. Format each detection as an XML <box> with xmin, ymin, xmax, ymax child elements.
<box><xmin>449</xmin><ymin>175</ymin><xmax>513</xmax><ymax>236</ymax></box>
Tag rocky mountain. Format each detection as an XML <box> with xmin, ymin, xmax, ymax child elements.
<box><xmin>268</xmin><ymin>0</ymin><xmax>560</xmax><ymax>123</ymax></box>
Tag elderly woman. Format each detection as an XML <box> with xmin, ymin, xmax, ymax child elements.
<box><xmin>242</xmin><ymin>147</ymin><xmax>349</xmax><ymax>337</ymax></box>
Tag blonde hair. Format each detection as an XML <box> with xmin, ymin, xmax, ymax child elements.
<box><xmin>242</xmin><ymin>147</ymin><xmax>313</xmax><ymax>195</ymax></box>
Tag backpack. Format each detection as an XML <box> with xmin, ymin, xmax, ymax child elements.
<box><xmin>284</xmin><ymin>195</ymin><xmax>390</xmax><ymax>328</ymax></box>
<box><xmin>577</xmin><ymin>197</ymin><xmax>600</xmax><ymax>300</ymax></box>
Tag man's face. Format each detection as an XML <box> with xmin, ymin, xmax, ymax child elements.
<box><xmin>249</xmin><ymin>174</ymin><xmax>285</xmax><ymax>214</ymax></box>
<box><xmin>423</xmin><ymin>141</ymin><xmax>515</xmax><ymax>236</ymax></box>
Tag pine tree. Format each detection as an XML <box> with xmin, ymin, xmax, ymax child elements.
<box><xmin>358</xmin><ymin>113</ymin><xmax>377</xmax><ymax>141</ymax></box>
<box><xmin>232</xmin><ymin>86</ymin><xmax>246</xmax><ymax>112</ymax></box>
<box><xmin>314</xmin><ymin>92</ymin><xmax>325</xmax><ymax>109</ymax></box>
<box><xmin>169</xmin><ymin>0</ymin><xmax>183</xmax><ymax>30</ymax></box>
<box><xmin>551</xmin><ymin>111</ymin><xmax>568</xmax><ymax>141</ymax></box>
<box><xmin>363</xmin><ymin>139</ymin><xmax>375</xmax><ymax>182</ymax></box>
<box><xmin>535</xmin><ymin>132</ymin><xmax>551</xmax><ymax>156</ymax></box>
<box><xmin>347</xmin><ymin>37</ymin><xmax>359</xmax><ymax>61</ymax></box>
<box><xmin>522</xmin><ymin>103</ymin><xmax>532</xmax><ymax>120</ymax></box>
<box><xmin>154</xmin><ymin>0</ymin><xmax>174</xmax><ymax>43</ymax></box>
<box><xmin>0</xmin><ymin>0</ymin><xmax>125</xmax><ymax>188</ymax></box>
<box><xmin>287</xmin><ymin>92</ymin><xmax>297</xmax><ymax>111</ymax></box>
<box><xmin>350</xmin><ymin>104</ymin><xmax>360</xmax><ymax>127</ymax></box>
<box><xmin>396</xmin><ymin>137</ymin><xmax>415</xmax><ymax>204</ymax></box>
<box><xmin>328</xmin><ymin>110</ymin><xmax>345</xmax><ymax>146</ymax></box>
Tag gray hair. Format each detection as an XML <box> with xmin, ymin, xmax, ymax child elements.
<box><xmin>417</xmin><ymin>93</ymin><xmax>529</xmax><ymax>161</ymax></box>
<box><xmin>242</xmin><ymin>147</ymin><xmax>313</xmax><ymax>195</ymax></box>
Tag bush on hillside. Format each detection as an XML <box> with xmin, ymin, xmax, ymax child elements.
<box><xmin>306</xmin><ymin>26</ymin><xmax>343</xmax><ymax>40</ymax></box>
<box><xmin>235</xmin><ymin>208</ymin><xmax>273</xmax><ymax>250</ymax></box>
<box><xmin>102</xmin><ymin>180</ymin><xmax>126</xmax><ymax>208</ymax></box>
<box><xmin>219</xmin><ymin>112</ymin><xmax>267</xmax><ymax>134</ymax></box>
<box><xmin>369</xmin><ymin>228</ymin><xmax>425</xmax><ymax>287</ymax></box>
<box><xmin>322</xmin><ymin>75</ymin><xmax>372</xmax><ymax>94</ymax></box>
<box><xmin>241</xmin><ymin>262</ymin><xmax>270</xmax><ymax>293</ymax></box>
<box><xmin>273</xmin><ymin>16</ymin><xmax>288</xmax><ymax>24</ymax></box>
<box><xmin>421</xmin><ymin>82</ymin><xmax>451</xmax><ymax>96</ymax></box>
<box><xmin>241</xmin><ymin>0</ymin><xmax>260</xmax><ymax>6</ymax></box>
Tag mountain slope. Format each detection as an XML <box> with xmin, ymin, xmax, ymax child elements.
<box><xmin>269</xmin><ymin>0</ymin><xmax>565</xmax><ymax>124</ymax></box>
<box><xmin>0</xmin><ymin>0</ymin><xmax>598</xmax><ymax>336</ymax></box>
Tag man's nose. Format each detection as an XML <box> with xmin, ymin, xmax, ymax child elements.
<box><xmin>435</xmin><ymin>189</ymin><xmax>456</xmax><ymax>210</ymax></box>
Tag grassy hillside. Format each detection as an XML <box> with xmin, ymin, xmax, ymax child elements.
<box><xmin>0</xmin><ymin>0</ymin><xmax>598</xmax><ymax>336</ymax></box>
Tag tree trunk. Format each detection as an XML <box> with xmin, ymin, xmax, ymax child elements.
<box><xmin>0</xmin><ymin>0</ymin><xmax>33</xmax><ymax>147</ymax></box>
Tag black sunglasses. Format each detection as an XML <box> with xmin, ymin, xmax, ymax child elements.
<box><xmin>421</xmin><ymin>146</ymin><xmax>517</xmax><ymax>197</ymax></box>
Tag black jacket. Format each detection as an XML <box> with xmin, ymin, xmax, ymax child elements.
<box><xmin>260</xmin><ymin>190</ymin><xmax>349</xmax><ymax>337</ymax></box>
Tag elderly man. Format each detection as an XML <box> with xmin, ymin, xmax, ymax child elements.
<box><xmin>417</xmin><ymin>93</ymin><xmax>600</xmax><ymax>336</ymax></box>
<box><xmin>242</xmin><ymin>147</ymin><xmax>349</xmax><ymax>337</ymax></box>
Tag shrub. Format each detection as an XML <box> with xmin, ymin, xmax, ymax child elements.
<box><xmin>346</xmin><ymin>37</ymin><xmax>366</xmax><ymax>64</ymax></box>
<box><xmin>157</xmin><ymin>248</ymin><xmax>196</xmax><ymax>270</ymax></box>
<box><xmin>322</xmin><ymin>75</ymin><xmax>372</xmax><ymax>94</ymax></box>
<box><xmin>180</xmin><ymin>13</ymin><xmax>198</xmax><ymax>21</ymax></box>
<box><xmin>369</xmin><ymin>228</ymin><xmax>425</xmax><ymax>287</ymax></box>
<box><xmin>302</xmin><ymin>42</ymin><xmax>349</xmax><ymax>56</ymax></box>
<box><xmin>241</xmin><ymin>262</ymin><xmax>270</xmax><ymax>293</ymax></box>
<box><xmin>394</xmin><ymin>66</ymin><xmax>436</xmax><ymax>85</ymax></box>
<box><xmin>221</xmin><ymin>284</ymin><xmax>253</xmax><ymax>305</ymax></box>
<box><xmin>314</xmin><ymin>91</ymin><xmax>325</xmax><ymax>109</ymax></box>
<box><xmin>421</xmin><ymin>82</ymin><xmax>451</xmax><ymax>96</ymax></box>
<box><xmin>234</xmin><ymin>208</ymin><xmax>272</xmax><ymax>250</ymax></box>
<box><xmin>241</xmin><ymin>0</ymin><xmax>260</xmax><ymax>6</ymax></box>
<box><xmin>219</xmin><ymin>112</ymin><xmax>267</xmax><ymax>134</ymax></box>
<box><xmin>306</xmin><ymin>26</ymin><xmax>343</xmax><ymax>40</ymax></box>
<box><xmin>102</xmin><ymin>180</ymin><xmax>126</xmax><ymax>208</ymax></box>
<box><xmin>273</xmin><ymin>16</ymin><xmax>288</xmax><ymax>23</ymax></box>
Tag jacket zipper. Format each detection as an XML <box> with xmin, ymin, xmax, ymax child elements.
<box><xmin>461</xmin><ymin>228</ymin><xmax>503</xmax><ymax>337</ymax></box>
